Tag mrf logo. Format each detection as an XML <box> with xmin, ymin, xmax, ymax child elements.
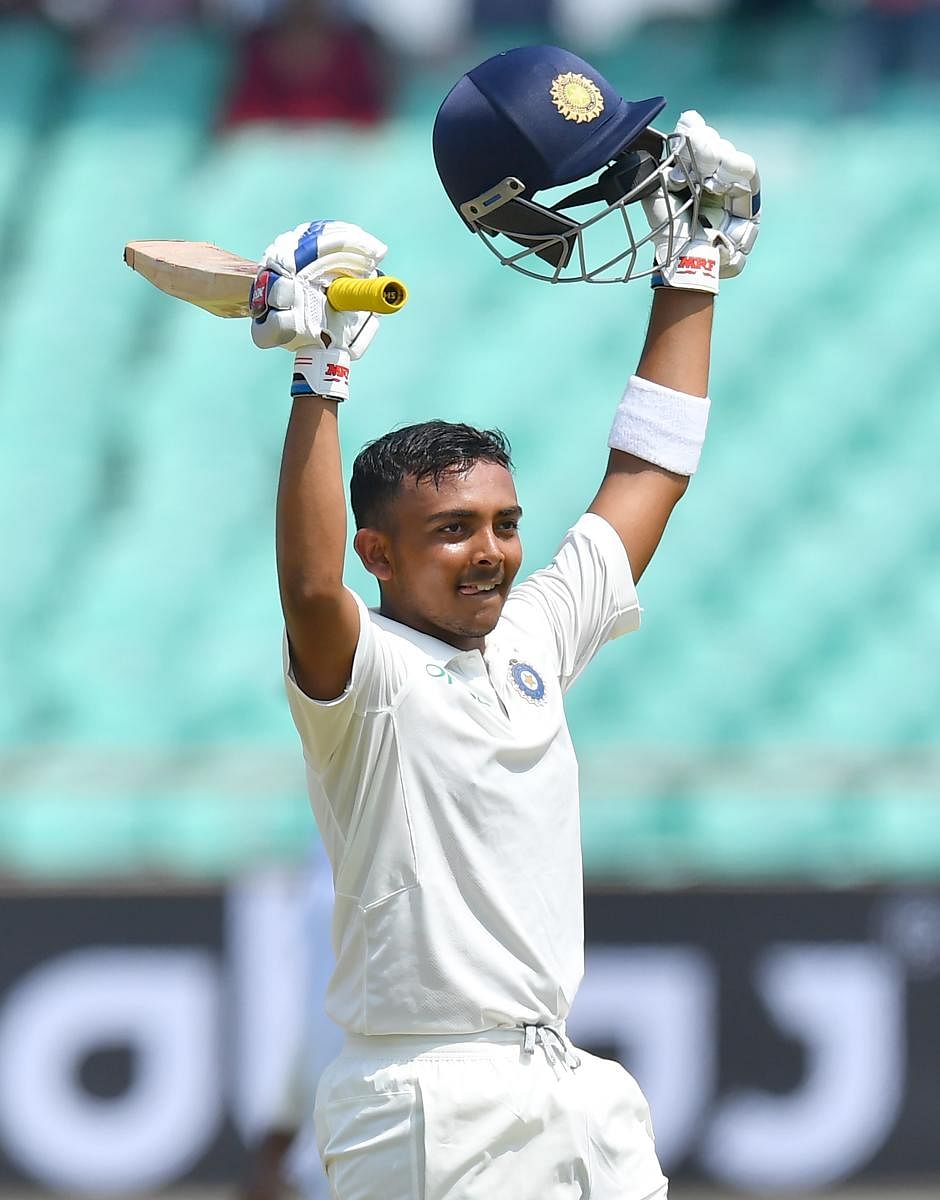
<box><xmin>325</xmin><ymin>363</ymin><xmax>349</xmax><ymax>381</ymax></box>
<box><xmin>677</xmin><ymin>255</ymin><xmax>717</xmax><ymax>275</ymax></box>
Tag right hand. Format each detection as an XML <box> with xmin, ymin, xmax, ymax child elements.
<box><xmin>250</xmin><ymin>219</ymin><xmax>388</xmax><ymax>356</ymax></box>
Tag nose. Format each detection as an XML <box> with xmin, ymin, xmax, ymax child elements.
<box><xmin>472</xmin><ymin>526</ymin><xmax>503</xmax><ymax>566</ymax></box>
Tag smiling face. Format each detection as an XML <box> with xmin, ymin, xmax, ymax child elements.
<box><xmin>353</xmin><ymin>460</ymin><xmax>524</xmax><ymax>651</ymax></box>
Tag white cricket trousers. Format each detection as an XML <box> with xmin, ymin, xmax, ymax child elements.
<box><xmin>314</xmin><ymin>1024</ymin><xmax>669</xmax><ymax>1200</ymax></box>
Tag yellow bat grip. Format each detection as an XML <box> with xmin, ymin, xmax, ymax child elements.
<box><xmin>326</xmin><ymin>275</ymin><xmax>408</xmax><ymax>314</ymax></box>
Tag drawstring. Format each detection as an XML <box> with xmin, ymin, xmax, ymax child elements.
<box><xmin>521</xmin><ymin>1024</ymin><xmax>581</xmax><ymax>1073</ymax></box>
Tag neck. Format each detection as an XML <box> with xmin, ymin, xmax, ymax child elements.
<box><xmin>378</xmin><ymin>596</ymin><xmax>484</xmax><ymax>653</ymax></box>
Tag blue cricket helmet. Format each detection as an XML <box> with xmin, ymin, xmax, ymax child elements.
<box><xmin>433</xmin><ymin>45</ymin><xmax>695</xmax><ymax>284</ymax></box>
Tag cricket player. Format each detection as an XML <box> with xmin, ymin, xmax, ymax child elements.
<box><xmin>248</xmin><ymin>45</ymin><xmax>760</xmax><ymax>1200</ymax></box>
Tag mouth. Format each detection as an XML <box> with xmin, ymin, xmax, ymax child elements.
<box><xmin>457</xmin><ymin>580</ymin><xmax>502</xmax><ymax>597</ymax></box>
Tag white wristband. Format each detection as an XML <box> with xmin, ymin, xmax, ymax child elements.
<box><xmin>291</xmin><ymin>347</ymin><xmax>351</xmax><ymax>402</ymax></box>
<box><xmin>608</xmin><ymin>375</ymin><xmax>710</xmax><ymax>476</ymax></box>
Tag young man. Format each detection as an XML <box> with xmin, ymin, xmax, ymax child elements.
<box><xmin>248</xmin><ymin>87</ymin><xmax>759</xmax><ymax>1200</ymax></box>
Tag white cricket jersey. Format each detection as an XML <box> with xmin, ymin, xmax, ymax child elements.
<box><xmin>283</xmin><ymin>513</ymin><xmax>640</xmax><ymax>1035</ymax></box>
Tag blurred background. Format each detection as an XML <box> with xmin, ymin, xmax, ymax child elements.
<box><xmin>1</xmin><ymin>0</ymin><xmax>939</xmax><ymax>1196</ymax></box>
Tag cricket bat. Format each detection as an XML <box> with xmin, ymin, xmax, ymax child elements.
<box><xmin>123</xmin><ymin>240</ymin><xmax>408</xmax><ymax>318</ymax></box>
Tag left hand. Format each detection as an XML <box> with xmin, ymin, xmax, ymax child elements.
<box><xmin>642</xmin><ymin>112</ymin><xmax>761</xmax><ymax>293</ymax></box>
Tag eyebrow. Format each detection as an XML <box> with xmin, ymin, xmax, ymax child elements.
<box><xmin>425</xmin><ymin>505</ymin><xmax>523</xmax><ymax>525</ymax></box>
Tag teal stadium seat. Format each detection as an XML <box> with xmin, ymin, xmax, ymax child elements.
<box><xmin>0</xmin><ymin>24</ymin><xmax>230</xmax><ymax>742</ymax></box>
<box><xmin>1</xmin><ymin>16</ymin><xmax>939</xmax><ymax>879</ymax></box>
<box><xmin>0</xmin><ymin>20</ymin><xmax>67</xmax><ymax>226</ymax></box>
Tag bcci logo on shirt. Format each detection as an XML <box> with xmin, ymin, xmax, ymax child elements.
<box><xmin>509</xmin><ymin>659</ymin><xmax>546</xmax><ymax>705</ymax></box>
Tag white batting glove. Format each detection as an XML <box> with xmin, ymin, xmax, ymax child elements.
<box><xmin>250</xmin><ymin>220</ymin><xmax>388</xmax><ymax>401</ymax></box>
<box><xmin>642</xmin><ymin>111</ymin><xmax>761</xmax><ymax>294</ymax></box>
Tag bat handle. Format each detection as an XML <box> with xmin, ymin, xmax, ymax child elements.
<box><xmin>326</xmin><ymin>275</ymin><xmax>408</xmax><ymax>315</ymax></box>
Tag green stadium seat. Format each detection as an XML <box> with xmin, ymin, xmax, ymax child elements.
<box><xmin>0</xmin><ymin>20</ymin><xmax>67</xmax><ymax>226</ymax></box>
<box><xmin>2</xmin><ymin>17</ymin><xmax>940</xmax><ymax>878</ymax></box>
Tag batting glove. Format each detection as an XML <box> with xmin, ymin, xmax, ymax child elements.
<box><xmin>250</xmin><ymin>220</ymin><xmax>388</xmax><ymax>402</ymax></box>
<box><xmin>642</xmin><ymin>111</ymin><xmax>761</xmax><ymax>294</ymax></box>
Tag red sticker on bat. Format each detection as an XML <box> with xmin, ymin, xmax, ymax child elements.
<box><xmin>249</xmin><ymin>270</ymin><xmax>275</xmax><ymax>316</ymax></box>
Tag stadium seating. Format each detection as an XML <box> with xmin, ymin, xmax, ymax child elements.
<box><xmin>1</xmin><ymin>14</ymin><xmax>938</xmax><ymax>881</ymax></box>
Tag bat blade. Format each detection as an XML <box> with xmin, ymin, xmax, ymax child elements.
<box><xmin>124</xmin><ymin>240</ymin><xmax>257</xmax><ymax>318</ymax></box>
<box><xmin>124</xmin><ymin>239</ymin><xmax>409</xmax><ymax>317</ymax></box>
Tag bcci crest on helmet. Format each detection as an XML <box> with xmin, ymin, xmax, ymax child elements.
<box><xmin>432</xmin><ymin>45</ymin><xmax>702</xmax><ymax>286</ymax></box>
<box><xmin>550</xmin><ymin>72</ymin><xmax>604</xmax><ymax>123</ymax></box>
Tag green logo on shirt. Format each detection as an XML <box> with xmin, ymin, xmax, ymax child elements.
<box><xmin>426</xmin><ymin>662</ymin><xmax>494</xmax><ymax>708</ymax></box>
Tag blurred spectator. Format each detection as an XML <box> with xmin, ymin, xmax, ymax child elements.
<box><xmin>0</xmin><ymin>0</ymin><xmax>42</xmax><ymax>16</ymax></box>
<box><xmin>473</xmin><ymin>0</ymin><xmax>552</xmax><ymax>30</ymax></box>
<box><xmin>339</xmin><ymin>0</ymin><xmax>469</xmax><ymax>57</ymax></box>
<box><xmin>33</xmin><ymin>0</ymin><xmax>200</xmax><ymax>71</ymax></box>
<box><xmin>37</xmin><ymin>0</ymin><xmax>196</xmax><ymax>29</ymax></box>
<box><xmin>554</xmin><ymin>0</ymin><xmax>729</xmax><ymax>52</ymax></box>
<box><xmin>204</xmin><ymin>0</ymin><xmax>283</xmax><ymax>21</ymax></box>
<box><xmin>715</xmin><ymin>0</ymin><xmax>813</xmax><ymax>80</ymax></box>
<box><xmin>727</xmin><ymin>0</ymin><xmax>807</xmax><ymax>12</ymax></box>
<box><xmin>836</xmin><ymin>0</ymin><xmax>940</xmax><ymax>107</ymax></box>
<box><xmin>219</xmin><ymin>0</ymin><xmax>391</xmax><ymax>129</ymax></box>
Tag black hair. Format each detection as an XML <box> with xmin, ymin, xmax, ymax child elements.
<box><xmin>350</xmin><ymin>420</ymin><xmax>513</xmax><ymax>530</ymax></box>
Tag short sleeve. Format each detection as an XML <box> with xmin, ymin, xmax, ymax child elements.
<box><xmin>500</xmin><ymin>513</ymin><xmax>641</xmax><ymax>690</ymax></box>
<box><xmin>283</xmin><ymin>589</ymin><xmax>410</xmax><ymax>769</ymax></box>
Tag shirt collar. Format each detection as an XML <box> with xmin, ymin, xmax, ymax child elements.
<box><xmin>370</xmin><ymin>607</ymin><xmax>473</xmax><ymax>669</ymax></box>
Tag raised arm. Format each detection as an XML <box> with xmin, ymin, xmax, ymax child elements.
<box><xmin>589</xmin><ymin>111</ymin><xmax>761</xmax><ymax>582</ymax></box>
<box><xmin>251</xmin><ymin>220</ymin><xmax>388</xmax><ymax>700</ymax></box>
<box><xmin>276</xmin><ymin>397</ymin><xmax>360</xmax><ymax>701</ymax></box>
<box><xmin>589</xmin><ymin>289</ymin><xmax>712</xmax><ymax>581</ymax></box>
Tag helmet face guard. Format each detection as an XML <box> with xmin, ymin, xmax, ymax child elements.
<box><xmin>458</xmin><ymin>129</ymin><xmax>700</xmax><ymax>285</ymax></box>
<box><xmin>433</xmin><ymin>45</ymin><xmax>700</xmax><ymax>286</ymax></box>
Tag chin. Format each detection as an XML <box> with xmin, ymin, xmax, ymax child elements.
<box><xmin>456</xmin><ymin>614</ymin><xmax>503</xmax><ymax>639</ymax></box>
<box><xmin>441</xmin><ymin>608</ymin><xmax>504</xmax><ymax>642</ymax></box>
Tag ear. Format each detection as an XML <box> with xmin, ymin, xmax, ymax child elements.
<box><xmin>353</xmin><ymin>527</ymin><xmax>393</xmax><ymax>581</ymax></box>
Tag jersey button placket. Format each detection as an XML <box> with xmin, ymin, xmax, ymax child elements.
<box><xmin>451</xmin><ymin>651</ymin><xmax>507</xmax><ymax>718</ymax></box>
